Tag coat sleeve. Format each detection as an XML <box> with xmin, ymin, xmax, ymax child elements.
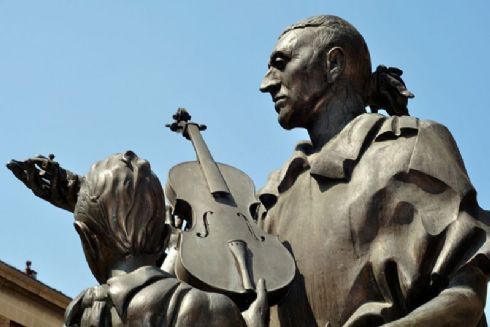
<box><xmin>406</xmin><ymin>120</ymin><xmax>490</xmax><ymax>276</ymax></box>
<box><xmin>345</xmin><ymin>120</ymin><xmax>490</xmax><ymax>327</ymax></box>
<box><xmin>386</xmin><ymin>120</ymin><xmax>490</xmax><ymax>326</ymax></box>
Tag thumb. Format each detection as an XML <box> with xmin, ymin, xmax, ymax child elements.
<box><xmin>256</xmin><ymin>278</ymin><xmax>267</xmax><ymax>303</ymax></box>
<box><xmin>255</xmin><ymin>278</ymin><xmax>269</xmax><ymax>327</ymax></box>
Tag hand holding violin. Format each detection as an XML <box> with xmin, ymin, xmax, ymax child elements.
<box><xmin>242</xmin><ymin>279</ymin><xmax>270</xmax><ymax>327</ymax></box>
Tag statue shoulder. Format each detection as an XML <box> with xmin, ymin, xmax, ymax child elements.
<box><xmin>406</xmin><ymin>118</ymin><xmax>473</xmax><ymax>197</ymax></box>
<box><xmin>64</xmin><ymin>288</ymin><xmax>89</xmax><ymax>326</ymax></box>
<box><xmin>372</xmin><ymin>115</ymin><xmax>472</xmax><ymax>195</ymax></box>
<box><xmin>176</xmin><ymin>289</ymin><xmax>245</xmax><ymax>327</ymax></box>
<box><xmin>363</xmin><ymin>116</ymin><xmax>476</xmax><ymax>236</ymax></box>
<box><xmin>358</xmin><ymin>115</ymin><xmax>473</xmax><ymax>199</ymax></box>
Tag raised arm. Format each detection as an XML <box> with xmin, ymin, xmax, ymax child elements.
<box><xmin>6</xmin><ymin>154</ymin><xmax>81</xmax><ymax>212</ymax></box>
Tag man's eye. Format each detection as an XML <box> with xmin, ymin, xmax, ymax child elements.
<box><xmin>273</xmin><ymin>56</ymin><xmax>288</xmax><ymax>70</ymax></box>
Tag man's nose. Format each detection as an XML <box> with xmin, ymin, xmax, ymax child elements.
<box><xmin>260</xmin><ymin>69</ymin><xmax>280</xmax><ymax>93</ymax></box>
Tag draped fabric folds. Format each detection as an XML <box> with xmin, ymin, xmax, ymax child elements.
<box><xmin>258</xmin><ymin>113</ymin><xmax>490</xmax><ymax>327</ymax></box>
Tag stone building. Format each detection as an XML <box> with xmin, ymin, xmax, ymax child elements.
<box><xmin>0</xmin><ymin>260</ymin><xmax>71</xmax><ymax>327</ymax></box>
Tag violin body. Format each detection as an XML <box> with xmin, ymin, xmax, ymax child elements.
<box><xmin>165</xmin><ymin>108</ymin><xmax>295</xmax><ymax>306</ymax></box>
<box><xmin>166</xmin><ymin>161</ymin><xmax>295</xmax><ymax>305</ymax></box>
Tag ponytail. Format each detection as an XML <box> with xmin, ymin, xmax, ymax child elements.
<box><xmin>367</xmin><ymin>65</ymin><xmax>414</xmax><ymax>116</ymax></box>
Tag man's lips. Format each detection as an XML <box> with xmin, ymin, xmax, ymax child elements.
<box><xmin>273</xmin><ymin>96</ymin><xmax>287</xmax><ymax>112</ymax></box>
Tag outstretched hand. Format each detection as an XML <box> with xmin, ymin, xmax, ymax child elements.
<box><xmin>6</xmin><ymin>154</ymin><xmax>81</xmax><ymax>212</ymax></box>
<box><xmin>242</xmin><ymin>279</ymin><xmax>269</xmax><ymax>327</ymax></box>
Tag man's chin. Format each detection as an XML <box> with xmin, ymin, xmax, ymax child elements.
<box><xmin>277</xmin><ymin>106</ymin><xmax>305</xmax><ymax>130</ymax></box>
<box><xmin>278</xmin><ymin>114</ymin><xmax>296</xmax><ymax>130</ymax></box>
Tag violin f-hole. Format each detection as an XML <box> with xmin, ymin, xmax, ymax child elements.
<box><xmin>237</xmin><ymin>212</ymin><xmax>266</xmax><ymax>242</ymax></box>
<box><xmin>196</xmin><ymin>211</ymin><xmax>212</xmax><ymax>238</ymax></box>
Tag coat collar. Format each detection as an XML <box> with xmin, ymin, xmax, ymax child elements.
<box><xmin>261</xmin><ymin>113</ymin><xmax>420</xmax><ymax>204</ymax></box>
<box><xmin>107</xmin><ymin>266</ymin><xmax>169</xmax><ymax>319</ymax></box>
<box><xmin>310</xmin><ymin>113</ymin><xmax>386</xmax><ymax>180</ymax></box>
<box><xmin>276</xmin><ymin>113</ymin><xmax>384</xmax><ymax>192</ymax></box>
<box><xmin>64</xmin><ymin>266</ymin><xmax>173</xmax><ymax>326</ymax></box>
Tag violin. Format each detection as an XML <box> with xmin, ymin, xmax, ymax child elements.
<box><xmin>165</xmin><ymin>108</ymin><xmax>295</xmax><ymax>306</ymax></box>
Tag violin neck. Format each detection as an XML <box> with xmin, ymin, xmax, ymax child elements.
<box><xmin>186</xmin><ymin>123</ymin><xmax>231</xmax><ymax>196</ymax></box>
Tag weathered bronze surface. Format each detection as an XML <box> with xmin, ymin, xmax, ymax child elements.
<box><xmin>258</xmin><ymin>15</ymin><xmax>490</xmax><ymax>327</ymax></box>
<box><xmin>165</xmin><ymin>109</ymin><xmax>295</xmax><ymax>306</ymax></box>
<box><xmin>6</xmin><ymin>13</ymin><xmax>490</xmax><ymax>327</ymax></box>
<box><xmin>7</xmin><ymin>154</ymin><xmax>80</xmax><ymax>212</ymax></box>
<box><xmin>62</xmin><ymin>152</ymin><xmax>270</xmax><ymax>326</ymax></box>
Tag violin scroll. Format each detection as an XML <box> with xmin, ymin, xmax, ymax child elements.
<box><xmin>165</xmin><ymin>108</ymin><xmax>207</xmax><ymax>140</ymax></box>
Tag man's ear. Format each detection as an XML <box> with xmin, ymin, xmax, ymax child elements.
<box><xmin>325</xmin><ymin>47</ymin><xmax>345</xmax><ymax>83</ymax></box>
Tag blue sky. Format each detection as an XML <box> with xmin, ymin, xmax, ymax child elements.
<box><xmin>1</xmin><ymin>0</ymin><xmax>490</xmax><ymax>314</ymax></box>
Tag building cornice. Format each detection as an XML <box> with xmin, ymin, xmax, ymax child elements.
<box><xmin>0</xmin><ymin>260</ymin><xmax>71</xmax><ymax>310</ymax></box>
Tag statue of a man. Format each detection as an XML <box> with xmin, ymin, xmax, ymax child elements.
<box><xmin>258</xmin><ymin>15</ymin><xmax>490</xmax><ymax>327</ymax></box>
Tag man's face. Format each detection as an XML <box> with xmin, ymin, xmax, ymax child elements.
<box><xmin>260</xmin><ymin>28</ymin><xmax>329</xmax><ymax>130</ymax></box>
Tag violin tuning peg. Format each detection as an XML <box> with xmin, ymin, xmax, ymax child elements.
<box><xmin>169</xmin><ymin>123</ymin><xmax>179</xmax><ymax>132</ymax></box>
<box><xmin>174</xmin><ymin>108</ymin><xmax>191</xmax><ymax>122</ymax></box>
<box><xmin>199</xmin><ymin>124</ymin><xmax>207</xmax><ymax>131</ymax></box>
<box><xmin>48</xmin><ymin>154</ymin><xmax>55</xmax><ymax>161</ymax></box>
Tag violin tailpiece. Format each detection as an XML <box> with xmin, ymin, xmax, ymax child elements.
<box><xmin>228</xmin><ymin>240</ymin><xmax>254</xmax><ymax>292</ymax></box>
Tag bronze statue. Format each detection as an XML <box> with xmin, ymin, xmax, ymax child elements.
<box><xmin>62</xmin><ymin>151</ymin><xmax>269</xmax><ymax>326</ymax></box>
<box><xmin>258</xmin><ymin>15</ymin><xmax>490</xmax><ymax>326</ymax></box>
<box><xmin>7</xmin><ymin>13</ymin><xmax>490</xmax><ymax>327</ymax></box>
<box><xmin>5</xmin><ymin>121</ymin><xmax>287</xmax><ymax>327</ymax></box>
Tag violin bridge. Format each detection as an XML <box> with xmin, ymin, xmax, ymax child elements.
<box><xmin>227</xmin><ymin>240</ymin><xmax>254</xmax><ymax>292</ymax></box>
